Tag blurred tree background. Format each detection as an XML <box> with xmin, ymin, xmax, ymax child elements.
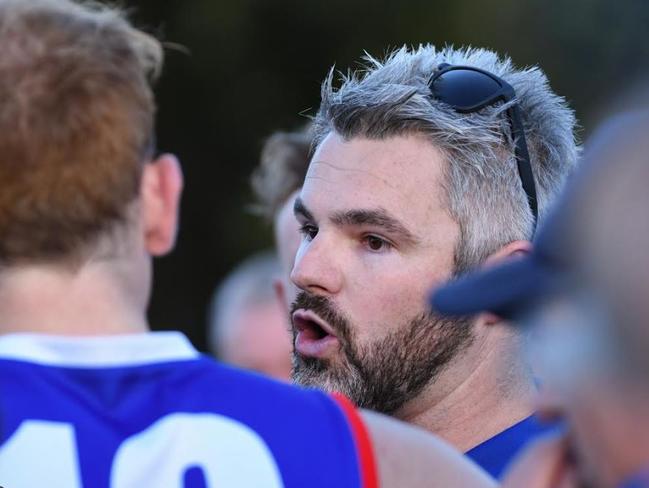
<box><xmin>125</xmin><ymin>0</ymin><xmax>649</xmax><ymax>350</ymax></box>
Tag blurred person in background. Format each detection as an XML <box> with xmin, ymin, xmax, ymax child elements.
<box><xmin>208</xmin><ymin>251</ymin><xmax>292</xmax><ymax>380</ymax></box>
<box><xmin>251</xmin><ymin>125</ymin><xmax>311</xmax><ymax>314</ymax></box>
<box><xmin>207</xmin><ymin>125</ymin><xmax>312</xmax><ymax>381</ymax></box>
<box><xmin>289</xmin><ymin>44</ymin><xmax>579</xmax><ymax>477</ymax></box>
<box><xmin>0</xmin><ymin>2</ymin><xmax>498</xmax><ymax>486</ymax></box>
<box><xmin>433</xmin><ymin>107</ymin><xmax>649</xmax><ymax>488</ymax></box>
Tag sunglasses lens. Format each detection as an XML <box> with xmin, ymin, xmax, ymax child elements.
<box><xmin>433</xmin><ymin>69</ymin><xmax>503</xmax><ymax>111</ymax></box>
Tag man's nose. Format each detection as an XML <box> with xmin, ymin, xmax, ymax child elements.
<box><xmin>290</xmin><ymin>233</ymin><xmax>343</xmax><ymax>297</ymax></box>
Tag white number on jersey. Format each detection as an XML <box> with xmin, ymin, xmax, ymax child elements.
<box><xmin>0</xmin><ymin>414</ymin><xmax>284</xmax><ymax>488</ymax></box>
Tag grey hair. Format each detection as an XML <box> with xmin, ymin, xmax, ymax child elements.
<box><xmin>313</xmin><ymin>45</ymin><xmax>579</xmax><ymax>273</ymax></box>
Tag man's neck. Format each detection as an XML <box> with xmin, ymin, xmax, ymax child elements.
<box><xmin>0</xmin><ymin>262</ymin><xmax>149</xmax><ymax>336</ymax></box>
<box><xmin>394</xmin><ymin>329</ymin><xmax>537</xmax><ymax>453</ymax></box>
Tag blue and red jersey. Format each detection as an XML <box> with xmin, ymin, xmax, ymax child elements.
<box><xmin>0</xmin><ymin>332</ymin><xmax>377</xmax><ymax>488</ymax></box>
<box><xmin>467</xmin><ymin>415</ymin><xmax>554</xmax><ymax>478</ymax></box>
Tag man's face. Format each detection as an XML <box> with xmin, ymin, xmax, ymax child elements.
<box><xmin>289</xmin><ymin>132</ymin><xmax>473</xmax><ymax>414</ymax></box>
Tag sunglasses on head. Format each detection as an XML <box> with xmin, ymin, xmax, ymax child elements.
<box><xmin>428</xmin><ymin>63</ymin><xmax>538</xmax><ymax>233</ymax></box>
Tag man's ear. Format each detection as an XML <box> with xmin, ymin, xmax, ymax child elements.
<box><xmin>141</xmin><ymin>153</ymin><xmax>183</xmax><ymax>256</ymax></box>
<box><xmin>483</xmin><ymin>240</ymin><xmax>533</xmax><ymax>266</ymax></box>
<box><xmin>481</xmin><ymin>240</ymin><xmax>533</xmax><ymax>326</ymax></box>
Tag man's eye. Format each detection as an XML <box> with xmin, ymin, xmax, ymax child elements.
<box><xmin>364</xmin><ymin>235</ymin><xmax>391</xmax><ymax>252</ymax></box>
<box><xmin>299</xmin><ymin>224</ymin><xmax>318</xmax><ymax>240</ymax></box>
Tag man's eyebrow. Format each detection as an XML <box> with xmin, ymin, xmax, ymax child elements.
<box><xmin>331</xmin><ymin>208</ymin><xmax>419</xmax><ymax>245</ymax></box>
<box><xmin>293</xmin><ymin>197</ymin><xmax>314</xmax><ymax>221</ymax></box>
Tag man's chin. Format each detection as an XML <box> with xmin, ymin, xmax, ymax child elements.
<box><xmin>292</xmin><ymin>356</ymin><xmax>333</xmax><ymax>388</ymax></box>
<box><xmin>291</xmin><ymin>357</ymin><xmax>358</xmax><ymax>397</ymax></box>
<box><xmin>292</xmin><ymin>373</ymin><xmax>339</xmax><ymax>393</ymax></box>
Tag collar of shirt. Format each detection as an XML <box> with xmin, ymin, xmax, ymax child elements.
<box><xmin>465</xmin><ymin>415</ymin><xmax>553</xmax><ymax>479</ymax></box>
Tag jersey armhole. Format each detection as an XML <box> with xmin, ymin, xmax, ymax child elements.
<box><xmin>330</xmin><ymin>392</ymin><xmax>379</xmax><ymax>488</ymax></box>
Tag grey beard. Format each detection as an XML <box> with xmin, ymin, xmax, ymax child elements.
<box><xmin>291</xmin><ymin>291</ymin><xmax>474</xmax><ymax>415</ymax></box>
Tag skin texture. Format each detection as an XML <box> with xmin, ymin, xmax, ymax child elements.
<box><xmin>218</xmin><ymin>300</ymin><xmax>293</xmax><ymax>381</ymax></box>
<box><xmin>290</xmin><ymin>132</ymin><xmax>536</xmax><ymax>451</ymax></box>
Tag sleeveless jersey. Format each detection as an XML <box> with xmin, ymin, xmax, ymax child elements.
<box><xmin>0</xmin><ymin>332</ymin><xmax>376</xmax><ymax>488</ymax></box>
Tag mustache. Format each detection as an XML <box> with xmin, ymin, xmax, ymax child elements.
<box><xmin>290</xmin><ymin>291</ymin><xmax>352</xmax><ymax>343</ymax></box>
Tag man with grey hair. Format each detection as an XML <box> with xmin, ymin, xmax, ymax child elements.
<box><xmin>208</xmin><ymin>251</ymin><xmax>293</xmax><ymax>380</ymax></box>
<box><xmin>289</xmin><ymin>44</ymin><xmax>578</xmax><ymax>477</ymax></box>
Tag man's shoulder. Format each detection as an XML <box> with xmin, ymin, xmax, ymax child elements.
<box><xmin>176</xmin><ymin>354</ymin><xmax>347</xmax><ymax>413</ymax></box>
<box><xmin>0</xmin><ymin>333</ymin><xmax>365</xmax><ymax>488</ymax></box>
<box><xmin>0</xmin><ymin>332</ymin><xmax>345</xmax><ymax>425</ymax></box>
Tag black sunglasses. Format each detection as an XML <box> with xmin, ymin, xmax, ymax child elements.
<box><xmin>428</xmin><ymin>63</ymin><xmax>538</xmax><ymax>233</ymax></box>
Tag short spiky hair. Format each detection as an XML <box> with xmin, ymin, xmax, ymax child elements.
<box><xmin>313</xmin><ymin>45</ymin><xmax>579</xmax><ymax>272</ymax></box>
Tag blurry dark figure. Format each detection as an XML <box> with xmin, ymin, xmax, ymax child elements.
<box><xmin>433</xmin><ymin>105</ymin><xmax>649</xmax><ymax>488</ymax></box>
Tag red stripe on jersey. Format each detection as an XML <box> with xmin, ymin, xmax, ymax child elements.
<box><xmin>331</xmin><ymin>393</ymin><xmax>379</xmax><ymax>488</ymax></box>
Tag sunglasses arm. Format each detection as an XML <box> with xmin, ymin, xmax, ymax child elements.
<box><xmin>508</xmin><ymin>105</ymin><xmax>539</xmax><ymax>233</ymax></box>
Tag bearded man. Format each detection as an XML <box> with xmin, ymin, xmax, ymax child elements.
<box><xmin>290</xmin><ymin>45</ymin><xmax>578</xmax><ymax>477</ymax></box>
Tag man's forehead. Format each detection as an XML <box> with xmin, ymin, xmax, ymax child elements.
<box><xmin>303</xmin><ymin>132</ymin><xmax>447</xmax><ymax>215</ymax></box>
<box><xmin>309</xmin><ymin>131</ymin><xmax>445</xmax><ymax>174</ymax></box>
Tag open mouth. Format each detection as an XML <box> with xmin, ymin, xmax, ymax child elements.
<box><xmin>292</xmin><ymin>309</ymin><xmax>339</xmax><ymax>358</ymax></box>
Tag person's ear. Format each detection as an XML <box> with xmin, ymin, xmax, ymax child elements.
<box><xmin>483</xmin><ymin>240</ymin><xmax>533</xmax><ymax>266</ymax></box>
<box><xmin>482</xmin><ymin>240</ymin><xmax>532</xmax><ymax>326</ymax></box>
<box><xmin>140</xmin><ymin>153</ymin><xmax>183</xmax><ymax>256</ymax></box>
